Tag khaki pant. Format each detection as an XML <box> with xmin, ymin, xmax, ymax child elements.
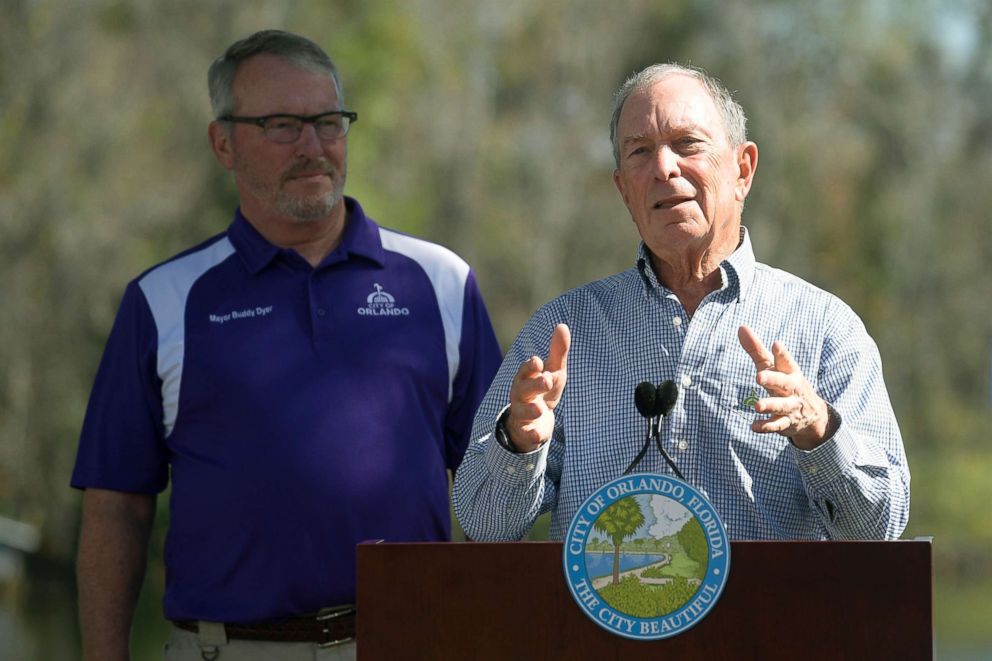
<box><xmin>164</xmin><ymin>624</ymin><xmax>357</xmax><ymax>661</ymax></box>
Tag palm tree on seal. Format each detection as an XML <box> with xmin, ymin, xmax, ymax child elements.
<box><xmin>594</xmin><ymin>497</ymin><xmax>646</xmax><ymax>585</ymax></box>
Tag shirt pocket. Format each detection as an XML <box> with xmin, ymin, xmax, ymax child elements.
<box><xmin>720</xmin><ymin>379</ymin><xmax>765</xmax><ymax>422</ymax></box>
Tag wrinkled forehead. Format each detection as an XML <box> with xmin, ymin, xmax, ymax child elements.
<box><xmin>619</xmin><ymin>75</ymin><xmax>724</xmax><ymax>140</ymax></box>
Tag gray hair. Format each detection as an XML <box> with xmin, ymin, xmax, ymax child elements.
<box><xmin>208</xmin><ymin>29</ymin><xmax>343</xmax><ymax>118</ymax></box>
<box><xmin>609</xmin><ymin>63</ymin><xmax>747</xmax><ymax>167</ymax></box>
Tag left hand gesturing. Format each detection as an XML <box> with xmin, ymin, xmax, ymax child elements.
<box><xmin>737</xmin><ymin>325</ymin><xmax>833</xmax><ymax>450</ymax></box>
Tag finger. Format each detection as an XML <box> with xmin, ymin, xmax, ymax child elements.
<box><xmin>771</xmin><ymin>341</ymin><xmax>800</xmax><ymax>375</ymax></box>
<box><xmin>754</xmin><ymin>395</ymin><xmax>800</xmax><ymax>417</ymax></box>
<box><xmin>510</xmin><ymin>356</ymin><xmax>544</xmax><ymax>392</ymax></box>
<box><xmin>506</xmin><ymin>388</ymin><xmax>551</xmax><ymax>448</ymax></box>
<box><xmin>738</xmin><ymin>325</ymin><xmax>775</xmax><ymax>371</ymax></box>
<box><xmin>513</xmin><ymin>355</ymin><xmax>545</xmax><ymax>383</ymax></box>
<box><xmin>511</xmin><ymin>424</ymin><xmax>550</xmax><ymax>450</ymax></box>
<box><xmin>754</xmin><ymin>369</ymin><xmax>796</xmax><ymax>396</ymax></box>
<box><xmin>510</xmin><ymin>356</ymin><xmax>551</xmax><ymax>403</ymax></box>
<box><xmin>545</xmin><ymin>324</ymin><xmax>571</xmax><ymax>374</ymax></box>
<box><xmin>510</xmin><ymin>372</ymin><xmax>554</xmax><ymax>404</ymax></box>
<box><xmin>751</xmin><ymin>416</ymin><xmax>792</xmax><ymax>435</ymax></box>
<box><xmin>508</xmin><ymin>398</ymin><xmax>545</xmax><ymax>421</ymax></box>
<box><xmin>507</xmin><ymin>392</ymin><xmax>555</xmax><ymax>450</ymax></box>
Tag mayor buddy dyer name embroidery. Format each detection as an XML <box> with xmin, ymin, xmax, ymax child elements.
<box><xmin>209</xmin><ymin>305</ymin><xmax>274</xmax><ymax>324</ymax></box>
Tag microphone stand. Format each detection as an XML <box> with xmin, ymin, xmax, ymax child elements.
<box><xmin>623</xmin><ymin>418</ymin><xmax>654</xmax><ymax>475</ymax></box>
<box><xmin>652</xmin><ymin>426</ymin><xmax>686</xmax><ymax>482</ymax></box>
<box><xmin>623</xmin><ymin>414</ymin><xmax>685</xmax><ymax>480</ymax></box>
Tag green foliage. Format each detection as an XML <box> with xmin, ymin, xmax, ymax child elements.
<box><xmin>593</xmin><ymin>497</ymin><xmax>646</xmax><ymax>547</ymax></box>
<box><xmin>677</xmin><ymin>518</ymin><xmax>708</xmax><ymax>572</ymax></box>
<box><xmin>597</xmin><ymin>575</ymin><xmax>698</xmax><ymax>618</ymax></box>
<box><xmin>639</xmin><ymin>564</ymin><xmax>668</xmax><ymax>579</ymax></box>
<box><xmin>2</xmin><ymin>0</ymin><xmax>992</xmax><ymax>655</ymax></box>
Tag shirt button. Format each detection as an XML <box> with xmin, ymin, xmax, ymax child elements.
<box><xmin>316</xmin><ymin>308</ymin><xmax>327</xmax><ymax>317</ymax></box>
<box><xmin>672</xmin><ymin>317</ymin><xmax>682</xmax><ymax>327</ymax></box>
<box><xmin>677</xmin><ymin>439</ymin><xmax>689</xmax><ymax>451</ymax></box>
<box><xmin>681</xmin><ymin>374</ymin><xmax>692</xmax><ymax>387</ymax></box>
<box><xmin>807</xmin><ymin>464</ymin><xmax>818</xmax><ymax>475</ymax></box>
<box><xmin>525</xmin><ymin>463</ymin><xmax>535</xmax><ymax>471</ymax></box>
<box><xmin>506</xmin><ymin>466</ymin><xmax>516</xmax><ymax>474</ymax></box>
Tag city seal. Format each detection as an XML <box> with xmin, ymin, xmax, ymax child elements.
<box><xmin>562</xmin><ymin>473</ymin><xmax>730</xmax><ymax>640</ymax></box>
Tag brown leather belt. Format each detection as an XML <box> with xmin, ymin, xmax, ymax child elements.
<box><xmin>172</xmin><ymin>606</ymin><xmax>355</xmax><ymax>647</ymax></box>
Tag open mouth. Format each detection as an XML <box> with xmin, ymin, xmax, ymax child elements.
<box><xmin>653</xmin><ymin>196</ymin><xmax>692</xmax><ymax>209</ymax></box>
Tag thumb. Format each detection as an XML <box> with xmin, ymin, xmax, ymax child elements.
<box><xmin>546</xmin><ymin>324</ymin><xmax>571</xmax><ymax>374</ymax></box>
<box><xmin>544</xmin><ymin>324</ymin><xmax>570</xmax><ymax>406</ymax></box>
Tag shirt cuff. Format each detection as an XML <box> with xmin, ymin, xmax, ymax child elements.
<box><xmin>483</xmin><ymin>406</ymin><xmax>548</xmax><ymax>485</ymax></box>
<box><xmin>493</xmin><ymin>406</ymin><xmax>519</xmax><ymax>452</ymax></box>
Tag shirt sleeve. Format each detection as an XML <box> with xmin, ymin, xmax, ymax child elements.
<box><xmin>444</xmin><ymin>270</ymin><xmax>503</xmax><ymax>471</ymax></box>
<box><xmin>791</xmin><ymin>299</ymin><xmax>911</xmax><ymax>540</ymax></box>
<box><xmin>452</xmin><ymin>305</ymin><xmax>566</xmax><ymax>541</ymax></box>
<box><xmin>71</xmin><ymin>281</ymin><xmax>169</xmax><ymax>493</ymax></box>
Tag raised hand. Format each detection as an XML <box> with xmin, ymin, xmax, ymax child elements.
<box><xmin>737</xmin><ymin>325</ymin><xmax>833</xmax><ymax>450</ymax></box>
<box><xmin>506</xmin><ymin>324</ymin><xmax>571</xmax><ymax>452</ymax></box>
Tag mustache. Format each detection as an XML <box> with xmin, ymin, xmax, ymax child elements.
<box><xmin>282</xmin><ymin>159</ymin><xmax>335</xmax><ymax>181</ymax></box>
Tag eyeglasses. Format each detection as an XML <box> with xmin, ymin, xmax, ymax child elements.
<box><xmin>218</xmin><ymin>110</ymin><xmax>358</xmax><ymax>143</ymax></box>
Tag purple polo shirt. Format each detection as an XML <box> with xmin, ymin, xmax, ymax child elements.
<box><xmin>72</xmin><ymin>197</ymin><xmax>501</xmax><ymax>621</ymax></box>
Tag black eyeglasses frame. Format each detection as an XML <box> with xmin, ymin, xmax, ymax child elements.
<box><xmin>217</xmin><ymin>110</ymin><xmax>358</xmax><ymax>142</ymax></box>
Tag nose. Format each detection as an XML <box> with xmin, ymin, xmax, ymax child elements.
<box><xmin>294</xmin><ymin>122</ymin><xmax>326</xmax><ymax>158</ymax></box>
<box><xmin>654</xmin><ymin>145</ymin><xmax>681</xmax><ymax>180</ymax></box>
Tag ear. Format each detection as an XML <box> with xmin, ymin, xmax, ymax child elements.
<box><xmin>613</xmin><ymin>168</ymin><xmax>632</xmax><ymax>210</ymax></box>
<box><xmin>208</xmin><ymin>121</ymin><xmax>236</xmax><ymax>170</ymax></box>
<box><xmin>735</xmin><ymin>141</ymin><xmax>758</xmax><ymax>202</ymax></box>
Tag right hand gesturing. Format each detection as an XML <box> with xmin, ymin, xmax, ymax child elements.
<box><xmin>506</xmin><ymin>324</ymin><xmax>571</xmax><ymax>452</ymax></box>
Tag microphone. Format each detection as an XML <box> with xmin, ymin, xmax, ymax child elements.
<box><xmin>634</xmin><ymin>381</ymin><xmax>658</xmax><ymax>422</ymax></box>
<box><xmin>625</xmin><ymin>380</ymin><xmax>685</xmax><ymax>480</ymax></box>
<box><xmin>656</xmin><ymin>380</ymin><xmax>678</xmax><ymax>417</ymax></box>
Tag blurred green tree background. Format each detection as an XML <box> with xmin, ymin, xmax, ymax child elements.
<box><xmin>2</xmin><ymin>0</ymin><xmax>990</xmax><ymax>658</ymax></box>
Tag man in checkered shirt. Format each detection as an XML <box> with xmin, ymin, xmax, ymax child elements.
<box><xmin>453</xmin><ymin>63</ymin><xmax>909</xmax><ymax>542</ymax></box>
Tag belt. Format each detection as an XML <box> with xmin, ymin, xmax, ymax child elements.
<box><xmin>172</xmin><ymin>605</ymin><xmax>356</xmax><ymax>647</ymax></box>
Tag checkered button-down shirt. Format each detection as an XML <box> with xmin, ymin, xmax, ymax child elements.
<box><xmin>453</xmin><ymin>229</ymin><xmax>910</xmax><ymax>541</ymax></box>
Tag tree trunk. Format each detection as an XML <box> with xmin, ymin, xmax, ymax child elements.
<box><xmin>612</xmin><ymin>541</ymin><xmax>621</xmax><ymax>585</ymax></box>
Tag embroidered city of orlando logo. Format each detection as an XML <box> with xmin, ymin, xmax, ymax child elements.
<box><xmin>357</xmin><ymin>283</ymin><xmax>410</xmax><ymax>316</ymax></box>
<box><xmin>563</xmin><ymin>473</ymin><xmax>730</xmax><ymax>640</ymax></box>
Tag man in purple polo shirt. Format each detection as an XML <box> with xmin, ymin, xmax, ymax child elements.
<box><xmin>72</xmin><ymin>30</ymin><xmax>501</xmax><ymax>661</ymax></box>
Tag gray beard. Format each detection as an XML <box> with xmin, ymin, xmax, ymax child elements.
<box><xmin>277</xmin><ymin>172</ymin><xmax>346</xmax><ymax>224</ymax></box>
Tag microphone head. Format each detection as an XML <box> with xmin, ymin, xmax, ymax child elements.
<box><xmin>634</xmin><ymin>381</ymin><xmax>657</xmax><ymax>419</ymax></box>
<box><xmin>656</xmin><ymin>380</ymin><xmax>679</xmax><ymax>416</ymax></box>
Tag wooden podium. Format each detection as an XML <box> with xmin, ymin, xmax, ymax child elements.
<box><xmin>357</xmin><ymin>539</ymin><xmax>932</xmax><ymax>660</ymax></box>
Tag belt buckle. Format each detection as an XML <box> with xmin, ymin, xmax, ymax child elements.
<box><xmin>315</xmin><ymin>605</ymin><xmax>356</xmax><ymax>648</ymax></box>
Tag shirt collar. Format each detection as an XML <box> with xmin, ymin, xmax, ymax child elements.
<box><xmin>635</xmin><ymin>226</ymin><xmax>757</xmax><ymax>302</ymax></box>
<box><xmin>227</xmin><ymin>196</ymin><xmax>386</xmax><ymax>274</ymax></box>
<box><xmin>723</xmin><ymin>226</ymin><xmax>756</xmax><ymax>302</ymax></box>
